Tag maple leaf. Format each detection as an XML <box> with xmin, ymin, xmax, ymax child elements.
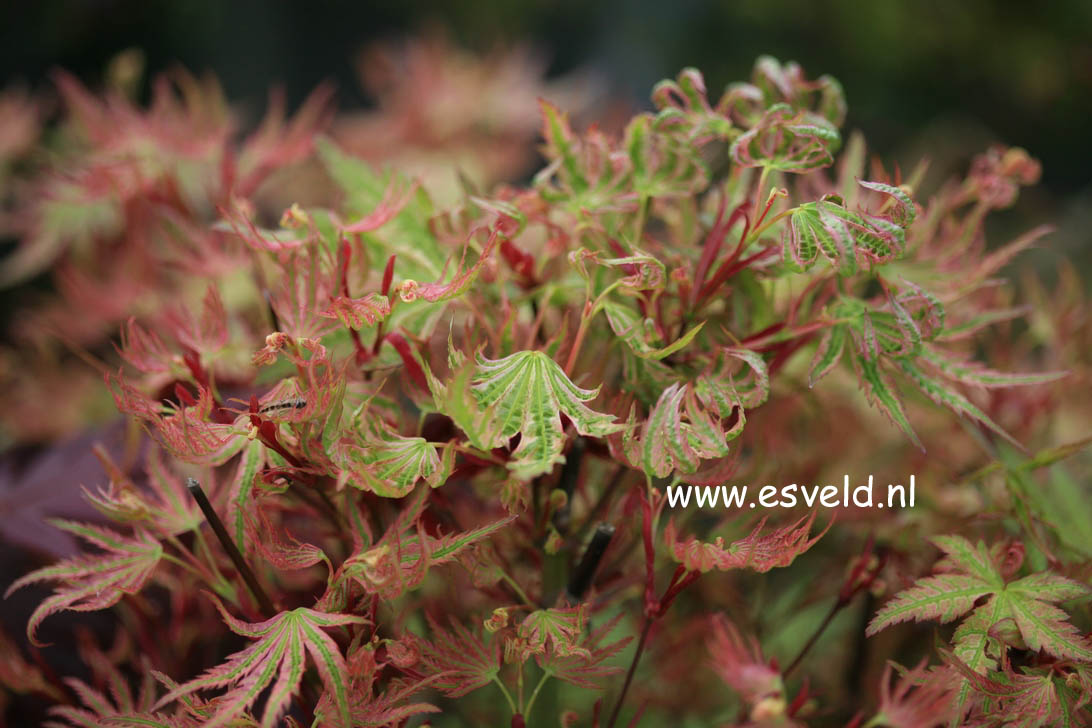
<box><xmin>163</xmin><ymin>284</ymin><xmax>229</xmax><ymax>355</ymax></box>
<box><xmin>870</xmin><ymin>660</ymin><xmax>959</xmax><ymax>728</ymax></box>
<box><xmin>425</xmin><ymin>354</ymin><xmax>503</xmax><ymax>453</ymax></box>
<box><xmin>631</xmin><ymin>348</ymin><xmax>765</xmax><ymax>478</ymax></box>
<box><xmin>919</xmin><ymin>345</ymin><xmax>1066</xmax><ymax>389</ymax></box>
<box><xmin>117</xmin><ymin>317</ymin><xmax>176</xmax><ymax>375</ymax></box>
<box><xmin>468</xmin><ymin>349</ymin><xmax>622</xmax><ymax>480</ymax></box>
<box><xmin>868</xmin><ymin>535</ymin><xmax>1092</xmax><ymax>661</ymax></box>
<box><xmin>246</xmin><ymin>505</ymin><xmax>328</xmax><ymax>572</ymax></box>
<box><xmin>577</xmin><ymin>245</ymin><xmax>667</xmax><ymax>292</ymax></box>
<box><xmin>621</xmin><ymin>112</ymin><xmax>708</xmax><ymax>199</ymax></box>
<box><xmin>708</xmin><ymin>614</ymin><xmax>783</xmax><ymax>706</ymax></box>
<box><xmin>333</xmin><ymin>417</ymin><xmax>453</xmax><ymax>497</ymax></box>
<box><xmin>651</xmin><ymin>67</ymin><xmax>737</xmax><ymax>145</ymax></box>
<box><xmin>321</xmin><ymin>292</ymin><xmax>391</xmax><ymax>330</ymax></box>
<box><xmin>741</xmin><ymin>55</ymin><xmax>847</xmax><ymax>126</ymax></box>
<box><xmin>784</xmin><ymin>180</ymin><xmax>914</xmax><ymax>275</ymax></box>
<box><xmin>108</xmin><ymin>375</ymin><xmax>247</xmax><ymax>465</ymax></box>
<box><xmin>534</xmin><ymin>101</ymin><xmax>706</xmax><ymax>216</ymax></box>
<box><xmin>603</xmin><ymin>300</ymin><xmax>705</xmax><ymax>360</ymax></box>
<box><xmin>812</xmin><ymin>282</ymin><xmax>1060</xmax><ymax>450</ymax></box>
<box><xmin>341</xmin><ymin>678</ymin><xmax>439</xmax><ymax>728</ymax></box>
<box><xmin>82</xmin><ymin>445</ymin><xmax>204</xmax><ymax>537</ymax></box>
<box><xmin>315</xmin><ymin>635</ymin><xmax>438</xmax><ymax>727</ymax></box>
<box><xmin>155</xmin><ymin>597</ymin><xmax>366</xmax><ymax>728</ymax></box>
<box><xmin>664</xmin><ymin>512</ymin><xmax>826</xmax><ymax>574</ymax></box>
<box><xmin>507</xmin><ymin>606</ymin><xmax>590</xmax><ymax>664</ymax></box>
<box><xmin>637</xmin><ymin>381</ymin><xmax>742</xmax><ymax>477</ymax></box>
<box><xmin>233</xmin><ymin>83</ymin><xmax>335</xmax><ymax>197</ymax></box>
<box><xmin>869</xmin><ymin>535</ymin><xmax>1092</xmax><ymax>719</ymax></box>
<box><xmin>0</xmin><ymin>628</ymin><xmax>64</xmax><ymax>704</ymax></box>
<box><xmin>941</xmin><ymin>650</ymin><xmax>1087</xmax><ymax>728</ymax></box>
<box><xmin>729</xmin><ymin>103</ymin><xmax>841</xmax><ymax>173</ymax></box>
<box><xmin>394</xmin><ymin>222</ymin><xmax>503</xmax><ymax>303</ymax></box>
<box><xmin>6</xmin><ymin>521</ymin><xmax>162</xmax><ymax>646</ymax></box>
<box><xmin>393</xmin><ymin>614</ymin><xmax>501</xmax><ymax>699</ymax></box>
<box><xmin>534</xmin><ymin>100</ymin><xmax>633</xmax><ymax>214</ymax></box>
<box><xmin>47</xmin><ymin>679</ymin><xmax>157</xmax><ymax>728</ymax></box>
<box><xmin>43</xmin><ymin>642</ymin><xmax>161</xmax><ymax>727</ymax></box>
<box><xmin>534</xmin><ymin>613</ymin><xmax>631</xmax><ymax>690</ymax></box>
<box><xmin>329</xmin><ymin>174</ymin><xmax>417</xmax><ymax>234</ymax></box>
<box><xmin>222</xmin><ymin>198</ymin><xmax>307</xmax><ymax>253</ymax></box>
<box><xmin>334</xmin><ymin>487</ymin><xmax>516</xmax><ymax>600</ymax></box>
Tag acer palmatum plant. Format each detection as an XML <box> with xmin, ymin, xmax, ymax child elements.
<box><xmin>2</xmin><ymin>53</ymin><xmax>1090</xmax><ymax>727</ymax></box>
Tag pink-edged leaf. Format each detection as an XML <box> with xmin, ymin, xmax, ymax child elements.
<box><xmin>117</xmin><ymin>318</ymin><xmax>175</xmax><ymax>374</ymax></box>
<box><xmin>536</xmin><ymin>613</ymin><xmax>631</xmax><ymax>690</ymax></box>
<box><xmin>870</xmin><ymin>534</ymin><xmax>1092</xmax><ymax>662</ymax></box>
<box><xmin>234</xmin><ymin>83</ymin><xmax>335</xmax><ymax>196</ymax></box>
<box><xmin>395</xmin><ymin>225</ymin><xmax>502</xmax><ymax>303</ymax></box>
<box><xmin>708</xmin><ymin>614</ymin><xmax>783</xmax><ymax>704</ymax></box>
<box><xmin>852</xmin><ymin>353</ymin><xmax>922</xmax><ymax>451</ymax></box>
<box><xmin>808</xmin><ymin>324</ymin><xmax>846</xmax><ymax>386</ymax></box>
<box><xmin>333</xmin><ymin>177</ymin><xmax>418</xmax><ymax>233</ymax></box>
<box><xmin>537</xmin><ymin>99</ymin><xmax>588</xmax><ymax>194</ymax></box>
<box><xmin>921</xmin><ymin>345</ymin><xmax>1066</xmax><ymax>389</ymax></box>
<box><xmin>1005</xmin><ymin>595</ymin><xmax>1092</xmax><ymax>662</ymax></box>
<box><xmin>623</xmin><ymin>112</ymin><xmax>708</xmax><ymax>199</ymax></box>
<box><xmin>221</xmin><ymin>199</ymin><xmax>305</xmax><ymax>252</ymax></box>
<box><xmin>108</xmin><ymin>376</ymin><xmax>247</xmax><ymax>466</ymax></box>
<box><xmin>6</xmin><ymin>522</ymin><xmax>162</xmax><ymax>646</ymax></box>
<box><xmin>337</xmin><ymin>489</ymin><xmax>515</xmax><ymax>600</ymax></box>
<box><xmin>873</xmin><ymin>660</ymin><xmax>959</xmax><ymax>728</ymax></box>
<box><xmin>640</xmin><ymin>365</ymin><xmax>753</xmax><ymax>479</ymax></box>
<box><xmin>510</xmin><ymin>606</ymin><xmax>589</xmax><ymax>664</ymax></box>
<box><xmin>651</xmin><ymin>67</ymin><xmax>736</xmax><ymax>144</ymax></box>
<box><xmin>321</xmin><ymin>292</ymin><xmax>391</xmax><ymax>330</ymax></box>
<box><xmin>248</xmin><ymin>506</ymin><xmax>328</xmax><ymax>572</ymax></box>
<box><xmin>867</xmin><ymin>575</ymin><xmax>994</xmax><ymax>636</ymax></box>
<box><xmin>470</xmin><ymin>349</ymin><xmax>622</xmax><ymax>480</ymax></box>
<box><xmin>333</xmin><ymin>418</ymin><xmax>451</xmax><ymax>498</ymax></box>
<box><xmin>940</xmin><ymin>651</ymin><xmax>1073</xmax><ymax>728</ymax></box>
<box><xmin>665</xmin><ymin>512</ymin><xmax>827</xmax><ymax>573</ymax></box>
<box><xmin>155</xmin><ymin>597</ymin><xmax>366</xmax><ymax>728</ymax></box>
<box><xmin>729</xmin><ymin>104</ymin><xmax>840</xmax><ymax>173</ymax></box>
<box><xmin>165</xmin><ymin>284</ymin><xmax>229</xmax><ymax>354</ymax></box>
<box><xmin>393</xmin><ymin>614</ymin><xmax>501</xmax><ymax>698</ymax></box>
<box><xmin>82</xmin><ymin>444</ymin><xmax>203</xmax><ymax>536</ymax></box>
<box><xmin>896</xmin><ymin>358</ymin><xmax>1022</xmax><ymax>448</ymax></box>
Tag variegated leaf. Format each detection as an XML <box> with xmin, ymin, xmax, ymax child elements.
<box><xmin>155</xmin><ymin>599</ymin><xmax>366</xmax><ymax>728</ymax></box>
<box><xmin>6</xmin><ymin>522</ymin><xmax>163</xmax><ymax>646</ymax></box>
<box><xmin>729</xmin><ymin>104</ymin><xmax>840</xmax><ymax>173</ymax></box>
<box><xmin>665</xmin><ymin>513</ymin><xmax>825</xmax><ymax>573</ymax></box>
<box><xmin>470</xmin><ymin>350</ymin><xmax>621</xmax><ymax>480</ymax></box>
<box><xmin>603</xmin><ymin>301</ymin><xmax>704</xmax><ymax>360</ymax></box>
<box><xmin>335</xmin><ymin>419</ymin><xmax>451</xmax><ymax>498</ymax></box>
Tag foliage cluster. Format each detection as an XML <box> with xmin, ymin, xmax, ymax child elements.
<box><xmin>1</xmin><ymin>41</ymin><xmax>1090</xmax><ymax>727</ymax></box>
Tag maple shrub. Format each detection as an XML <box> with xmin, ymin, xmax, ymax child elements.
<box><xmin>4</xmin><ymin>54</ymin><xmax>1091</xmax><ymax>727</ymax></box>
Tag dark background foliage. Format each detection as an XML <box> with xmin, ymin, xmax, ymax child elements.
<box><xmin>3</xmin><ymin>0</ymin><xmax>1090</xmax><ymax>286</ymax></box>
<box><xmin>1</xmin><ymin>0</ymin><xmax>1089</xmax><ymax>191</ymax></box>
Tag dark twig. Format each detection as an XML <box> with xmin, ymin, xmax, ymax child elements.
<box><xmin>571</xmin><ymin>464</ymin><xmax>628</xmax><ymax>548</ymax></box>
<box><xmin>551</xmin><ymin>436</ymin><xmax>586</xmax><ymax>535</ymax></box>
<box><xmin>565</xmin><ymin>522</ymin><xmax>614</xmax><ymax>603</ymax></box>
<box><xmin>186</xmin><ymin>478</ymin><xmax>276</xmax><ymax>617</ymax></box>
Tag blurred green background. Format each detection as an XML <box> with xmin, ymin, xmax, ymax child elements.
<box><xmin>2</xmin><ymin>0</ymin><xmax>1090</xmax><ymax>268</ymax></box>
